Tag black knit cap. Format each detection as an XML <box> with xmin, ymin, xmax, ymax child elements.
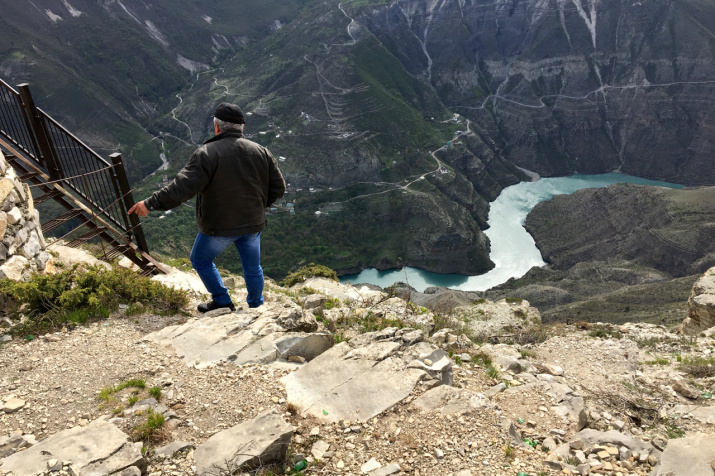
<box><xmin>214</xmin><ymin>102</ymin><xmax>245</xmax><ymax>124</ymax></box>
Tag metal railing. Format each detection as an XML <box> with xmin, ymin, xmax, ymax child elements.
<box><xmin>0</xmin><ymin>78</ymin><xmax>160</xmax><ymax>274</ymax></box>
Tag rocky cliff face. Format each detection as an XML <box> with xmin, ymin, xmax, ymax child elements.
<box><xmin>525</xmin><ymin>184</ymin><xmax>715</xmax><ymax>276</ymax></box>
<box><xmin>471</xmin><ymin>184</ymin><xmax>715</xmax><ymax>325</ymax></box>
<box><xmin>0</xmin><ymin>151</ymin><xmax>49</xmax><ymax>281</ymax></box>
<box><xmin>361</xmin><ymin>0</ymin><xmax>715</xmax><ymax>185</ymax></box>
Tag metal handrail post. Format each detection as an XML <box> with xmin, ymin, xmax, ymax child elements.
<box><xmin>110</xmin><ymin>153</ymin><xmax>149</xmax><ymax>253</ymax></box>
<box><xmin>17</xmin><ymin>83</ymin><xmax>62</xmax><ymax>181</ymax></box>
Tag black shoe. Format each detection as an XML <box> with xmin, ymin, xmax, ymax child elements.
<box><xmin>197</xmin><ymin>300</ymin><xmax>236</xmax><ymax>313</ymax></box>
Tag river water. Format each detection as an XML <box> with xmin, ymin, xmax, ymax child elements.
<box><xmin>340</xmin><ymin>173</ymin><xmax>684</xmax><ymax>292</ymax></box>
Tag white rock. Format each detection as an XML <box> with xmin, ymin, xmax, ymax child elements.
<box><xmin>361</xmin><ymin>457</ymin><xmax>382</xmax><ymax>473</ymax></box>
<box><xmin>0</xmin><ymin>255</ymin><xmax>29</xmax><ymax>281</ymax></box>
<box><xmin>6</xmin><ymin>207</ymin><xmax>21</xmax><ymax>225</ymax></box>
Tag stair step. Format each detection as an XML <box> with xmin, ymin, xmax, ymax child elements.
<box><xmin>41</xmin><ymin>208</ymin><xmax>82</xmax><ymax>233</ymax></box>
<box><xmin>66</xmin><ymin>226</ymin><xmax>106</xmax><ymax>248</ymax></box>
<box><xmin>34</xmin><ymin>190</ymin><xmax>63</xmax><ymax>204</ymax></box>
<box><xmin>103</xmin><ymin>244</ymin><xmax>129</xmax><ymax>261</ymax></box>
<box><xmin>18</xmin><ymin>171</ymin><xmax>37</xmax><ymax>181</ymax></box>
<box><xmin>139</xmin><ymin>266</ymin><xmax>156</xmax><ymax>277</ymax></box>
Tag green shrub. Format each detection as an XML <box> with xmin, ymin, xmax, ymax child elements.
<box><xmin>1</xmin><ymin>265</ymin><xmax>188</xmax><ymax>335</ymax></box>
<box><xmin>148</xmin><ymin>386</ymin><xmax>162</xmax><ymax>401</ymax></box>
<box><xmin>644</xmin><ymin>357</ymin><xmax>670</xmax><ymax>365</ymax></box>
<box><xmin>98</xmin><ymin>378</ymin><xmax>147</xmax><ymax>403</ymax></box>
<box><xmin>132</xmin><ymin>408</ymin><xmax>165</xmax><ymax>442</ymax></box>
<box><xmin>279</xmin><ymin>263</ymin><xmax>338</xmax><ymax>287</ymax></box>
<box><xmin>679</xmin><ymin>356</ymin><xmax>715</xmax><ymax>378</ymax></box>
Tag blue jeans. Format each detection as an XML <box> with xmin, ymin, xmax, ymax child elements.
<box><xmin>190</xmin><ymin>231</ymin><xmax>264</xmax><ymax>308</ymax></box>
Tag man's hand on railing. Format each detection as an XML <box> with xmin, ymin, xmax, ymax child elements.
<box><xmin>128</xmin><ymin>201</ymin><xmax>150</xmax><ymax>217</ymax></box>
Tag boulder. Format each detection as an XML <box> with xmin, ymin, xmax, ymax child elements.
<box><xmin>194</xmin><ymin>410</ymin><xmax>292</xmax><ymax>475</ymax></box>
<box><xmin>275</xmin><ymin>307</ymin><xmax>318</xmax><ymax>332</ymax></box>
<box><xmin>0</xmin><ymin>419</ymin><xmax>146</xmax><ymax>475</ymax></box>
<box><xmin>151</xmin><ymin>266</ymin><xmax>207</xmax><ymax>298</ymax></box>
<box><xmin>683</xmin><ymin>266</ymin><xmax>715</xmax><ymax>334</ymax></box>
<box><xmin>48</xmin><ymin>245</ymin><xmax>111</xmax><ymax>271</ymax></box>
<box><xmin>452</xmin><ymin>298</ymin><xmax>541</xmax><ymax>337</ymax></box>
<box><xmin>302</xmin><ymin>294</ymin><xmax>327</xmax><ymax>310</ymax></box>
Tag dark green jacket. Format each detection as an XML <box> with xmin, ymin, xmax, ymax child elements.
<box><xmin>145</xmin><ymin>131</ymin><xmax>286</xmax><ymax>236</ymax></box>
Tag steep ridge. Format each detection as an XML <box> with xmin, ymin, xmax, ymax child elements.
<box><xmin>361</xmin><ymin>0</ymin><xmax>715</xmax><ymax>184</ymax></box>
<box><xmin>0</xmin><ymin>0</ymin><xmax>307</xmax><ymax>179</ymax></box>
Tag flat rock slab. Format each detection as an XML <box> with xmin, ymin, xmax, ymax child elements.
<box><xmin>657</xmin><ymin>433</ymin><xmax>715</xmax><ymax>476</ymax></box>
<box><xmin>0</xmin><ymin>419</ymin><xmax>145</xmax><ymax>475</ymax></box>
<box><xmin>411</xmin><ymin>385</ymin><xmax>489</xmax><ymax>415</ymax></box>
<box><xmin>283</xmin><ymin>341</ymin><xmax>426</xmax><ymax>422</ymax></box>
<box><xmin>671</xmin><ymin>404</ymin><xmax>715</xmax><ymax>424</ymax></box>
<box><xmin>571</xmin><ymin>429</ymin><xmax>657</xmax><ymax>455</ymax></box>
<box><xmin>194</xmin><ymin>410</ymin><xmax>293</xmax><ymax>475</ymax></box>
<box><xmin>145</xmin><ymin>309</ymin><xmax>331</xmax><ymax>368</ymax></box>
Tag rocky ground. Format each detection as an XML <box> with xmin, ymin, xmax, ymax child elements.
<box><xmin>1</xmin><ymin>260</ymin><xmax>714</xmax><ymax>475</ymax></box>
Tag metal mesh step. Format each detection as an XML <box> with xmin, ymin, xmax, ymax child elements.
<box><xmin>41</xmin><ymin>208</ymin><xmax>82</xmax><ymax>233</ymax></box>
<box><xmin>66</xmin><ymin>226</ymin><xmax>106</xmax><ymax>248</ymax></box>
<box><xmin>103</xmin><ymin>243</ymin><xmax>129</xmax><ymax>261</ymax></box>
<box><xmin>34</xmin><ymin>190</ymin><xmax>63</xmax><ymax>204</ymax></box>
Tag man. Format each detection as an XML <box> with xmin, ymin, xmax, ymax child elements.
<box><xmin>128</xmin><ymin>102</ymin><xmax>286</xmax><ymax>312</ymax></box>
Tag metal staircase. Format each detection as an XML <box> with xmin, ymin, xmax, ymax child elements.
<box><xmin>0</xmin><ymin>79</ymin><xmax>164</xmax><ymax>276</ymax></box>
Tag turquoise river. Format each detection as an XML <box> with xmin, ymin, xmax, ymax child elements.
<box><xmin>340</xmin><ymin>173</ymin><xmax>684</xmax><ymax>292</ymax></box>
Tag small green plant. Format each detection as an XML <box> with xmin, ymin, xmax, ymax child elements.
<box><xmin>132</xmin><ymin>408</ymin><xmax>165</xmax><ymax>443</ymax></box>
<box><xmin>128</xmin><ymin>395</ymin><xmax>139</xmax><ymax>406</ymax></box>
<box><xmin>588</xmin><ymin>327</ymin><xmax>624</xmax><ymax>340</ymax></box>
<box><xmin>148</xmin><ymin>386</ymin><xmax>162</xmax><ymax>401</ymax></box>
<box><xmin>279</xmin><ymin>263</ymin><xmax>338</xmax><ymax>287</ymax></box>
<box><xmin>472</xmin><ymin>298</ymin><xmax>487</xmax><ymax>304</ymax></box>
<box><xmin>454</xmin><ymin>355</ymin><xmax>463</xmax><ymax>365</ymax></box>
<box><xmin>504</xmin><ymin>442</ymin><xmax>515</xmax><ymax>459</ymax></box>
<box><xmin>566</xmin><ymin>456</ymin><xmax>580</xmax><ymax>466</ymax></box>
<box><xmin>125</xmin><ymin>302</ymin><xmax>146</xmax><ymax>317</ymax></box>
<box><xmin>471</xmin><ymin>352</ymin><xmax>492</xmax><ymax>367</ymax></box>
<box><xmin>485</xmin><ymin>365</ymin><xmax>500</xmax><ymax>380</ymax></box>
<box><xmin>678</xmin><ymin>356</ymin><xmax>715</xmax><ymax>378</ymax></box>
<box><xmin>323</xmin><ymin>297</ymin><xmax>341</xmax><ymax>310</ymax></box>
<box><xmin>644</xmin><ymin>357</ymin><xmax>670</xmax><ymax>365</ymax></box>
<box><xmin>98</xmin><ymin>378</ymin><xmax>147</xmax><ymax>403</ymax></box>
<box><xmin>505</xmin><ymin>297</ymin><xmax>523</xmax><ymax>304</ymax></box>
<box><xmin>519</xmin><ymin>349</ymin><xmax>535</xmax><ymax>359</ymax></box>
<box><xmin>665</xmin><ymin>424</ymin><xmax>685</xmax><ymax>439</ymax></box>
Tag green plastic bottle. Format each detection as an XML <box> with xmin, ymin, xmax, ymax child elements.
<box><xmin>293</xmin><ymin>459</ymin><xmax>308</xmax><ymax>471</ymax></box>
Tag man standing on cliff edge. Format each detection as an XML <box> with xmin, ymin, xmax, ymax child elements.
<box><xmin>128</xmin><ymin>102</ymin><xmax>286</xmax><ymax>312</ymax></box>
